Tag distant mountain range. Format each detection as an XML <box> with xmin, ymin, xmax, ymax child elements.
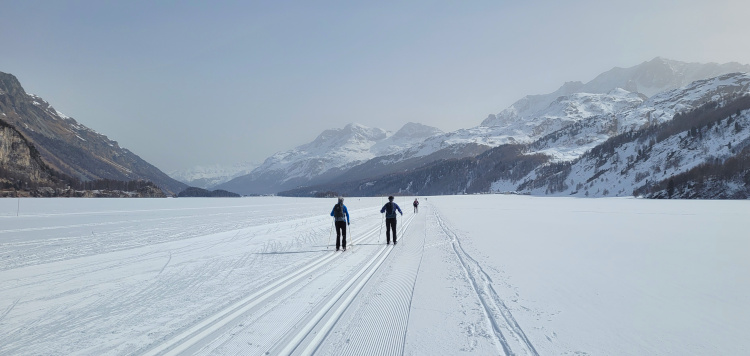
<box><xmin>169</xmin><ymin>162</ymin><xmax>258</xmax><ymax>189</ymax></box>
<box><xmin>287</xmin><ymin>72</ymin><xmax>749</xmax><ymax>198</ymax></box>
<box><xmin>218</xmin><ymin>57</ymin><xmax>750</xmax><ymax>198</ymax></box>
<box><xmin>0</xmin><ymin>72</ymin><xmax>187</xmax><ymax>195</ymax></box>
<box><xmin>4</xmin><ymin>57</ymin><xmax>750</xmax><ymax>199</ymax></box>
<box><xmin>215</xmin><ymin>122</ymin><xmax>447</xmax><ymax>194</ymax></box>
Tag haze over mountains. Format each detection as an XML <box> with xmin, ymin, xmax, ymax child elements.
<box><xmin>168</xmin><ymin>162</ymin><xmax>258</xmax><ymax>190</ymax></box>
<box><xmin>216</xmin><ymin>57</ymin><xmax>750</xmax><ymax>198</ymax></box>
<box><xmin>2</xmin><ymin>57</ymin><xmax>750</xmax><ymax>198</ymax></box>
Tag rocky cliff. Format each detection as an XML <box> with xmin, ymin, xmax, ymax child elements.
<box><xmin>0</xmin><ymin>71</ymin><xmax>186</xmax><ymax>194</ymax></box>
<box><xmin>0</xmin><ymin>117</ymin><xmax>67</xmax><ymax>193</ymax></box>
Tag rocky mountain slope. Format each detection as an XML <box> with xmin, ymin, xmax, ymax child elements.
<box><xmin>0</xmin><ymin>116</ymin><xmax>69</xmax><ymax>195</ymax></box>
<box><xmin>0</xmin><ymin>72</ymin><xmax>186</xmax><ymax>195</ymax></box>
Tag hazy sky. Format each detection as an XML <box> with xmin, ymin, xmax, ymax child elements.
<box><xmin>2</xmin><ymin>0</ymin><xmax>750</xmax><ymax>172</ymax></box>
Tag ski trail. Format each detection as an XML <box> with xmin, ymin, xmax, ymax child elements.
<box><xmin>1</xmin><ymin>199</ymin><xmax>419</xmax><ymax>355</ymax></box>
<box><xmin>434</xmin><ymin>209</ymin><xmax>539</xmax><ymax>356</ymax></box>
<box><xmin>0</xmin><ymin>298</ymin><xmax>20</xmax><ymax>322</ymax></box>
<box><xmin>400</xmin><ymin>215</ymin><xmax>426</xmax><ymax>356</ymax></box>
<box><xmin>270</xmin><ymin>213</ymin><xmax>417</xmax><ymax>356</ymax></box>
<box><xmin>282</xmin><ymin>245</ymin><xmax>392</xmax><ymax>355</ymax></box>
<box><xmin>157</xmin><ymin>252</ymin><xmax>172</xmax><ymax>276</ymax></box>
<box><xmin>144</xmin><ymin>210</ymin><xmax>394</xmax><ymax>356</ymax></box>
<box><xmin>142</xmin><ymin>251</ymin><xmax>340</xmax><ymax>356</ymax></box>
<box><xmin>309</xmin><ymin>210</ymin><xmax>422</xmax><ymax>356</ymax></box>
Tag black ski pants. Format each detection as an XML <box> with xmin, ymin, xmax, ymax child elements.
<box><xmin>335</xmin><ymin>220</ymin><xmax>347</xmax><ymax>250</ymax></box>
<box><xmin>385</xmin><ymin>218</ymin><xmax>397</xmax><ymax>243</ymax></box>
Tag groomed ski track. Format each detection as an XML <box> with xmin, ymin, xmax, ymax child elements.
<box><xmin>0</xmin><ymin>198</ymin><xmax>538</xmax><ymax>355</ymax></box>
<box><xmin>142</xmin><ymin>210</ymin><xmax>419</xmax><ymax>356</ymax></box>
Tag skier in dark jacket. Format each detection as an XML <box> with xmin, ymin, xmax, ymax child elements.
<box><xmin>413</xmin><ymin>198</ymin><xmax>419</xmax><ymax>213</ymax></box>
<box><xmin>380</xmin><ymin>196</ymin><xmax>403</xmax><ymax>245</ymax></box>
<box><xmin>330</xmin><ymin>197</ymin><xmax>350</xmax><ymax>251</ymax></box>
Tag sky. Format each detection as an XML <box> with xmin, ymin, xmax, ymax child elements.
<box><xmin>2</xmin><ymin>0</ymin><xmax>750</xmax><ymax>173</ymax></box>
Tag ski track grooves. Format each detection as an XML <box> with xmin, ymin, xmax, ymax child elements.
<box><xmin>433</xmin><ymin>208</ymin><xmax>539</xmax><ymax>356</ymax></box>
<box><xmin>276</xmin><ymin>213</ymin><xmax>416</xmax><ymax>356</ymax></box>
<box><xmin>143</xmin><ymin>212</ymin><xmax>415</xmax><ymax>356</ymax></box>
<box><xmin>141</xmin><ymin>251</ymin><xmax>339</xmax><ymax>356</ymax></box>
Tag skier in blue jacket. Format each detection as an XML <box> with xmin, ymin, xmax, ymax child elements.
<box><xmin>330</xmin><ymin>197</ymin><xmax>350</xmax><ymax>251</ymax></box>
<box><xmin>380</xmin><ymin>196</ymin><xmax>403</xmax><ymax>245</ymax></box>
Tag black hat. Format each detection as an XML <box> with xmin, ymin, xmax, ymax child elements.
<box><xmin>388</xmin><ymin>196</ymin><xmax>394</xmax><ymax>201</ymax></box>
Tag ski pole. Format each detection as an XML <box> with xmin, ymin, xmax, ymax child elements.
<box><xmin>328</xmin><ymin>218</ymin><xmax>334</xmax><ymax>250</ymax></box>
<box><xmin>379</xmin><ymin>213</ymin><xmax>384</xmax><ymax>242</ymax></box>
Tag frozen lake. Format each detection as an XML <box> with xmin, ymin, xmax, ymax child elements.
<box><xmin>1</xmin><ymin>196</ymin><xmax>748</xmax><ymax>355</ymax></box>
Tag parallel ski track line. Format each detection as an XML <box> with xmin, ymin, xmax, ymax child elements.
<box><xmin>196</xmin><ymin>211</ymin><xmax>408</xmax><ymax>355</ymax></box>
<box><xmin>434</xmin><ymin>209</ymin><xmax>539</xmax><ymax>356</ymax></box>
<box><xmin>275</xmin><ymin>213</ymin><xmax>416</xmax><ymax>356</ymax></box>
<box><xmin>321</xmin><ymin>209</ymin><xmax>424</xmax><ymax>356</ymax></box>
<box><xmin>141</xmin><ymin>214</ymin><xmax>392</xmax><ymax>356</ymax></box>
<box><xmin>141</xmin><ymin>252</ymin><xmax>338</xmax><ymax>356</ymax></box>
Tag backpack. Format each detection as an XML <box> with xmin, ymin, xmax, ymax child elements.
<box><xmin>385</xmin><ymin>202</ymin><xmax>395</xmax><ymax>217</ymax></box>
<box><xmin>333</xmin><ymin>203</ymin><xmax>345</xmax><ymax>220</ymax></box>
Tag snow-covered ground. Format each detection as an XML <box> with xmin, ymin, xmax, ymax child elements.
<box><xmin>1</xmin><ymin>196</ymin><xmax>748</xmax><ymax>355</ymax></box>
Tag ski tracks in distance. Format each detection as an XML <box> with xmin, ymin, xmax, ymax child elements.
<box><xmin>432</xmin><ymin>207</ymin><xmax>539</xmax><ymax>356</ymax></box>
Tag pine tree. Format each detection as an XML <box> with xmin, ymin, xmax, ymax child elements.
<box><xmin>667</xmin><ymin>178</ymin><xmax>675</xmax><ymax>198</ymax></box>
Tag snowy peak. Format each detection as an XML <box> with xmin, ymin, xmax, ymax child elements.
<box><xmin>216</xmin><ymin>121</ymin><xmax>447</xmax><ymax>194</ymax></box>
<box><xmin>482</xmin><ymin>58</ymin><xmax>750</xmax><ymax>128</ymax></box>
<box><xmin>618</xmin><ymin>72</ymin><xmax>750</xmax><ymax>130</ymax></box>
<box><xmin>481</xmin><ymin>81</ymin><xmax>585</xmax><ymax>127</ymax></box>
<box><xmin>252</xmin><ymin>122</ymin><xmax>392</xmax><ymax>183</ymax></box>
<box><xmin>305</xmin><ymin>123</ymin><xmax>388</xmax><ymax>151</ymax></box>
<box><xmin>391</xmin><ymin>122</ymin><xmax>444</xmax><ymax>139</ymax></box>
<box><xmin>544</xmin><ymin>89</ymin><xmax>644</xmax><ymax>122</ymax></box>
<box><xmin>371</xmin><ymin>122</ymin><xmax>444</xmax><ymax>156</ymax></box>
<box><xmin>262</xmin><ymin>121</ymin><xmax>445</xmax><ymax>172</ymax></box>
<box><xmin>428</xmin><ymin>88</ymin><xmax>645</xmax><ymax>158</ymax></box>
<box><xmin>583</xmin><ymin>57</ymin><xmax>750</xmax><ymax>97</ymax></box>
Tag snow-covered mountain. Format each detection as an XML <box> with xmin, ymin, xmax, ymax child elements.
<box><xmin>282</xmin><ymin>73</ymin><xmax>750</xmax><ymax>198</ymax></box>
<box><xmin>338</xmin><ymin>58</ymin><xmax>750</xmax><ymax>170</ymax></box>
<box><xmin>482</xmin><ymin>57</ymin><xmax>750</xmax><ymax>127</ymax></box>
<box><xmin>215</xmin><ymin>122</ymin><xmax>443</xmax><ymax>195</ymax></box>
<box><xmin>406</xmin><ymin>88</ymin><xmax>646</xmax><ymax>160</ymax></box>
<box><xmin>228</xmin><ymin>58</ymin><xmax>750</xmax><ymax>196</ymax></box>
<box><xmin>548</xmin><ymin>72</ymin><xmax>750</xmax><ymax>198</ymax></box>
<box><xmin>169</xmin><ymin>162</ymin><xmax>258</xmax><ymax>189</ymax></box>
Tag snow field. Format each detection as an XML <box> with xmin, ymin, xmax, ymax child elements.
<box><xmin>1</xmin><ymin>196</ymin><xmax>748</xmax><ymax>355</ymax></box>
<box><xmin>428</xmin><ymin>195</ymin><xmax>750</xmax><ymax>355</ymax></box>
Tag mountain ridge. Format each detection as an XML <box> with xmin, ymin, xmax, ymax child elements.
<box><xmin>215</xmin><ymin>122</ymin><xmax>444</xmax><ymax>195</ymax></box>
<box><xmin>0</xmin><ymin>71</ymin><xmax>187</xmax><ymax>195</ymax></box>
<box><xmin>273</xmin><ymin>61</ymin><xmax>750</xmax><ymax>198</ymax></box>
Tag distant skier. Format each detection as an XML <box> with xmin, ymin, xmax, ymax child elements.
<box><xmin>413</xmin><ymin>198</ymin><xmax>419</xmax><ymax>213</ymax></box>
<box><xmin>330</xmin><ymin>197</ymin><xmax>350</xmax><ymax>251</ymax></box>
<box><xmin>380</xmin><ymin>196</ymin><xmax>403</xmax><ymax>245</ymax></box>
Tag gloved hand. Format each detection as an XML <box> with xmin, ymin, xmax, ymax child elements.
<box><xmin>347</xmin><ymin>222</ymin><xmax>350</xmax><ymax>225</ymax></box>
